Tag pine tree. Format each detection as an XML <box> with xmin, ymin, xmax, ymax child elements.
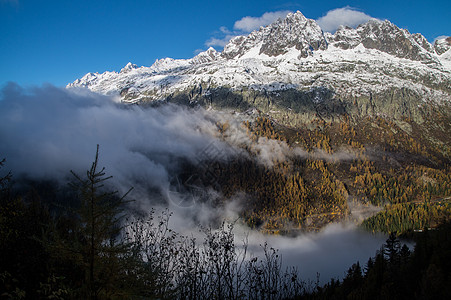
<box><xmin>48</xmin><ymin>145</ymin><xmax>133</xmax><ymax>299</ymax></box>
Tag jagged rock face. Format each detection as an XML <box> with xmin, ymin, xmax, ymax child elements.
<box><xmin>222</xmin><ymin>11</ymin><xmax>327</xmax><ymax>59</ymax></box>
<box><xmin>68</xmin><ymin>10</ymin><xmax>451</xmax><ymax>131</ymax></box>
<box><xmin>435</xmin><ymin>36</ymin><xmax>451</xmax><ymax>55</ymax></box>
<box><xmin>331</xmin><ymin>20</ymin><xmax>436</xmax><ymax>62</ymax></box>
<box><xmin>331</xmin><ymin>26</ymin><xmax>360</xmax><ymax>50</ymax></box>
<box><xmin>411</xmin><ymin>33</ymin><xmax>435</xmax><ymax>53</ymax></box>
<box><xmin>191</xmin><ymin>47</ymin><xmax>220</xmax><ymax>64</ymax></box>
<box><xmin>359</xmin><ymin>21</ymin><xmax>434</xmax><ymax>61</ymax></box>
<box><xmin>120</xmin><ymin>62</ymin><xmax>138</xmax><ymax>73</ymax></box>
<box><xmin>71</xmin><ymin>72</ymin><xmax>100</xmax><ymax>88</ymax></box>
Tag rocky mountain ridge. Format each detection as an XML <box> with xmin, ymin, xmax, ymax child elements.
<box><xmin>68</xmin><ymin>11</ymin><xmax>451</xmax><ymax>135</ymax></box>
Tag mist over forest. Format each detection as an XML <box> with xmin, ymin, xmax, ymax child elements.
<box><xmin>0</xmin><ymin>83</ymin><xmax>385</xmax><ymax>273</ymax></box>
<box><xmin>2</xmin><ymin>2</ymin><xmax>451</xmax><ymax>298</ymax></box>
<box><xmin>1</xmin><ymin>84</ymin><xmax>450</xmax><ymax>299</ymax></box>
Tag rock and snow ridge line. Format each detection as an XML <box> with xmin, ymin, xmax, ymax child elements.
<box><xmin>68</xmin><ymin>11</ymin><xmax>451</xmax><ymax>104</ymax></box>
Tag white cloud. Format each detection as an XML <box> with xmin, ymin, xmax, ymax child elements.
<box><xmin>219</xmin><ymin>26</ymin><xmax>232</xmax><ymax>34</ymax></box>
<box><xmin>193</xmin><ymin>48</ymin><xmax>204</xmax><ymax>55</ymax></box>
<box><xmin>0</xmin><ymin>84</ymin><xmax>225</xmax><ymax>205</ymax></box>
<box><xmin>205</xmin><ymin>10</ymin><xmax>291</xmax><ymax>48</ymax></box>
<box><xmin>433</xmin><ymin>35</ymin><xmax>449</xmax><ymax>43</ymax></box>
<box><xmin>233</xmin><ymin>10</ymin><xmax>291</xmax><ymax>32</ymax></box>
<box><xmin>239</xmin><ymin>223</ymin><xmax>386</xmax><ymax>283</ymax></box>
<box><xmin>0</xmin><ymin>83</ymin><xmax>388</xmax><ymax>283</ymax></box>
<box><xmin>316</xmin><ymin>7</ymin><xmax>374</xmax><ymax>32</ymax></box>
<box><xmin>205</xmin><ymin>35</ymin><xmax>236</xmax><ymax>48</ymax></box>
<box><xmin>204</xmin><ymin>26</ymin><xmax>238</xmax><ymax>48</ymax></box>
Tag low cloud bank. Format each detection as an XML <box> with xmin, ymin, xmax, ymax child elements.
<box><xmin>0</xmin><ymin>83</ymin><xmax>386</xmax><ymax>283</ymax></box>
<box><xmin>245</xmin><ymin>223</ymin><xmax>386</xmax><ymax>283</ymax></box>
<box><xmin>0</xmin><ymin>84</ymin><xmax>225</xmax><ymax>204</ymax></box>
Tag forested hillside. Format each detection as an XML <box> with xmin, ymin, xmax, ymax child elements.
<box><xmin>181</xmin><ymin>114</ymin><xmax>451</xmax><ymax>234</ymax></box>
<box><xmin>303</xmin><ymin>224</ymin><xmax>451</xmax><ymax>300</ymax></box>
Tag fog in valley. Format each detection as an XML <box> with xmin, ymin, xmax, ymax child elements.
<box><xmin>0</xmin><ymin>84</ymin><xmax>387</xmax><ymax>283</ymax></box>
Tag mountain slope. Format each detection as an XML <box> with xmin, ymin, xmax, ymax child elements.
<box><xmin>48</xmin><ymin>11</ymin><xmax>451</xmax><ymax>234</ymax></box>
<box><xmin>68</xmin><ymin>11</ymin><xmax>451</xmax><ymax>148</ymax></box>
<box><xmin>69</xmin><ymin>12</ymin><xmax>450</xmax><ymax>98</ymax></box>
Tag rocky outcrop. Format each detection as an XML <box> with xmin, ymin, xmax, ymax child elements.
<box><xmin>434</xmin><ymin>36</ymin><xmax>451</xmax><ymax>55</ymax></box>
<box><xmin>68</xmin><ymin>10</ymin><xmax>451</xmax><ymax>134</ymax></box>
<box><xmin>331</xmin><ymin>20</ymin><xmax>437</xmax><ymax>62</ymax></box>
<box><xmin>222</xmin><ymin>11</ymin><xmax>327</xmax><ymax>59</ymax></box>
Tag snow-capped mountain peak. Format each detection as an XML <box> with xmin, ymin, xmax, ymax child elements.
<box><xmin>222</xmin><ymin>10</ymin><xmax>326</xmax><ymax>59</ymax></box>
<box><xmin>331</xmin><ymin>19</ymin><xmax>438</xmax><ymax>62</ymax></box>
<box><xmin>120</xmin><ymin>62</ymin><xmax>138</xmax><ymax>73</ymax></box>
<box><xmin>191</xmin><ymin>47</ymin><xmax>220</xmax><ymax>64</ymax></box>
<box><xmin>68</xmin><ymin>11</ymin><xmax>451</xmax><ymax>107</ymax></box>
<box><xmin>434</xmin><ymin>36</ymin><xmax>451</xmax><ymax>55</ymax></box>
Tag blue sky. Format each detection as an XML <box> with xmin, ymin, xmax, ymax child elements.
<box><xmin>1</xmin><ymin>0</ymin><xmax>450</xmax><ymax>87</ymax></box>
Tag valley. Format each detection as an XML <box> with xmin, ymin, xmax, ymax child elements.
<box><xmin>1</xmin><ymin>8</ymin><xmax>451</xmax><ymax>299</ymax></box>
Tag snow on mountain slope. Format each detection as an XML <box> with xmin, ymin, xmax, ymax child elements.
<box><xmin>68</xmin><ymin>11</ymin><xmax>451</xmax><ymax>105</ymax></box>
<box><xmin>222</xmin><ymin>11</ymin><xmax>327</xmax><ymax>59</ymax></box>
<box><xmin>434</xmin><ymin>36</ymin><xmax>451</xmax><ymax>55</ymax></box>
